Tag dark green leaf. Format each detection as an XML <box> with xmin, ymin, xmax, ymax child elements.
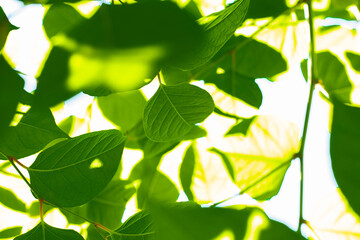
<box><xmin>0</xmin><ymin>226</ymin><xmax>22</xmax><ymax>239</ymax></box>
<box><xmin>330</xmin><ymin>100</ymin><xmax>360</xmax><ymax>215</ymax></box>
<box><xmin>225</xmin><ymin>116</ymin><xmax>257</xmax><ymax>136</ymax></box>
<box><xmin>206</xmin><ymin>72</ymin><xmax>263</xmax><ymax>108</ymax></box>
<box><xmin>111</xmin><ymin>211</ymin><xmax>156</xmax><ymax>240</ymax></box>
<box><xmin>34</xmin><ymin>47</ymin><xmax>78</xmax><ymax>107</ymax></box>
<box><xmin>161</xmin><ymin>66</ymin><xmax>192</xmax><ymax>86</ymax></box>
<box><xmin>27</xmin><ymin>201</ymin><xmax>53</xmax><ymax>218</ymax></box>
<box><xmin>58</xmin><ymin>115</ymin><xmax>76</xmax><ymax>135</ymax></box>
<box><xmin>180</xmin><ymin>144</ymin><xmax>196</xmax><ymax>201</ymax></box>
<box><xmin>28</xmin><ymin>129</ymin><xmax>126</xmax><ymax>207</ymax></box>
<box><xmin>316</xmin><ymin>52</ymin><xmax>353</xmax><ymax>103</ymax></box>
<box><xmin>0</xmin><ymin>107</ymin><xmax>69</xmax><ymax>160</ymax></box>
<box><xmin>97</xmin><ymin>90</ymin><xmax>146</xmax><ymax>133</ymax></box>
<box><xmin>172</xmin><ymin>0</ymin><xmax>250</xmax><ymax>69</ymax></box>
<box><xmin>0</xmin><ymin>55</ymin><xmax>24</xmax><ymax>143</ymax></box>
<box><xmin>259</xmin><ymin>219</ymin><xmax>306</xmax><ymax>240</ymax></box>
<box><xmin>0</xmin><ymin>7</ymin><xmax>18</xmax><ymax>50</ymax></box>
<box><xmin>346</xmin><ymin>51</ymin><xmax>360</xmax><ymax>72</ymax></box>
<box><xmin>245</xmin><ymin>0</ymin><xmax>288</xmax><ymax>19</ymax></box>
<box><xmin>14</xmin><ymin>222</ymin><xmax>84</xmax><ymax>240</ymax></box>
<box><xmin>43</xmin><ymin>3</ymin><xmax>84</xmax><ymax>39</ymax></box>
<box><xmin>143</xmin><ymin>83</ymin><xmax>214</xmax><ymax>142</ymax></box>
<box><xmin>182</xmin><ymin>126</ymin><xmax>207</xmax><ymax>140</ymax></box>
<box><xmin>85</xmin><ymin>180</ymin><xmax>136</xmax><ymax>229</ymax></box>
<box><xmin>0</xmin><ymin>186</ymin><xmax>27</xmax><ymax>212</ymax></box>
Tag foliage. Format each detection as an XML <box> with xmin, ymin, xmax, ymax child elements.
<box><xmin>0</xmin><ymin>0</ymin><xmax>360</xmax><ymax>239</ymax></box>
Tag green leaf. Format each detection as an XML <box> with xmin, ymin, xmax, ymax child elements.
<box><xmin>43</xmin><ymin>3</ymin><xmax>84</xmax><ymax>39</ymax></box>
<box><xmin>150</xmin><ymin>202</ymin><xmax>305</xmax><ymax>240</ymax></box>
<box><xmin>111</xmin><ymin>210</ymin><xmax>156</xmax><ymax>240</ymax></box>
<box><xmin>97</xmin><ymin>90</ymin><xmax>146</xmax><ymax>133</ymax></box>
<box><xmin>172</xmin><ymin>0</ymin><xmax>250</xmax><ymax>69</ymax></box>
<box><xmin>0</xmin><ymin>226</ymin><xmax>22</xmax><ymax>239</ymax></box>
<box><xmin>137</xmin><ymin>171</ymin><xmax>179</xmax><ymax>208</ymax></box>
<box><xmin>225</xmin><ymin>116</ymin><xmax>257</xmax><ymax>136</ymax></box>
<box><xmin>58</xmin><ymin>115</ymin><xmax>76</xmax><ymax>135</ymax></box>
<box><xmin>14</xmin><ymin>222</ymin><xmax>84</xmax><ymax>240</ymax></box>
<box><xmin>0</xmin><ymin>186</ymin><xmax>27</xmax><ymax>213</ymax></box>
<box><xmin>0</xmin><ymin>107</ymin><xmax>69</xmax><ymax>160</ymax></box>
<box><xmin>0</xmin><ymin>55</ymin><xmax>24</xmax><ymax>143</ymax></box>
<box><xmin>180</xmin><ymin>144</ymin><xmax>196</xmax><ymax>201</ymax></box>
<box><xmin>143</xmin><ymin>83</ymin><xmax>214</xmax><ymax>142</ymax></box>
<box><xmin>34</xmin><ymin>47</ymin><xmax>78</xmax><ymax>107</ymax></box>
<box><xmin>205</xmin><ymin>72</ymin><xmax>263</xmax><ymax>108</ymax></box>
<box><xmin>0</xmin><ymin>7</ymin><xmax>18</xmax><ymax>50</ymax></box>
<box><xmin>27</xmin><ymin>201</ymin><xmax>53</xmax><ymax>218</ymax></box>
<box><xmin>330</xmin><ymin>100</ymin><xmax>360</xmax><ymax>215</ymax></box>
<box><xmin>316</xmin><ymin>52</ymin><xmax>353</xmax><ymax>103</ymax></box>
<box><xmin>209</xmin><ymin>148</ymin><xmax>236</xmax><ymax>183</ymax></box>
<box><xmin>85</xmin><ymin>180</ymin><xmax>136</xmax><ymax>229</ymax></box>
<box><xmin>213</xmin><ymin>115</ymin><xmax>299</xmax><ymax>200</ymax></box>
<box><xmin>28</xmin><ymin>129</ymin><xmax>126</xmax><ymax>207</ymax></box>
<box><xmin>346</xmin><ymin>51</ymin><xmax>360</xmax><ymax>72</ymax></box>
<box><xmin>245</xmin><ymin>0</ymin><xmax>288</xmax><ymax>19</ymax></box>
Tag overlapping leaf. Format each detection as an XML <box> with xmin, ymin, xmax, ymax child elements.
<box><xmin>14</xmin><ymin>222</ymin><xmax>84</xmax><ymax>240</ymax></box>
<box><xmin>28</xmin><ymin>129</ymin><xmax>126</xmax><ymax>207</ymax></box>
<box><xmin>212</xmin><ymin>115</ymin><xmax>299</xmax><ymax>200</ymax></box>
<box><xmin>0</xmin><ymin>107</ymin><xmax>68</xmax><ymax>160</ymax></box>
<box><xmin>0</xmin><ymin>56</ymin><xmax>24</xmax><ymax>143</ymax></box>
<box><xmin>97</xmin><ymin>90</ymin><xmax>146</xmax><ymax>133</ymax></box>
<box><xmin>43</xmin><ymin>3</ymin><xmax>84</xmax><ymax>39</ymax></box>
<box><xmin>172</xmin><ymin>0</ymin><xmax>250</xmax><ymax>69</ymax></box>
<box><xmin>245</xmin><ymin>0</ymin><xmax>288</xmax><ymax>19</ymax></box>
<box><xmin>330</xmin><ymin>100</ymin><xmax>360</xmax><ymax>215</ymax></box>
<box><xmin>85</xmin><ymin>180</ymin><xmax>135</xmax><ymax>229</ymax></box>
<box><xmin>143</xmin><ymin>83</ymin><xmax>214</xmax><ymax>142</ymax></box>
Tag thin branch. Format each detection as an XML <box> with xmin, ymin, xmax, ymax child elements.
<box><xmin>8</xmin><ymin>156</ymin><xmax>39</xmax><ymax>199</ymax></box>
<box><xmin>297</xmin><ymin>0</ymin><xmax>318</xmax><ymax>233</ymax></box>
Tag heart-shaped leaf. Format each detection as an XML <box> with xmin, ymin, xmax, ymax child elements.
<box><xmin>28</xmin><ymin>129</ymin><xmax>126</xmax><ymax>207</ymax></box>
<box><xmin>143</xmin><ymin>83</ymin><xmax>214</xmax><ymax>142</ymax></box>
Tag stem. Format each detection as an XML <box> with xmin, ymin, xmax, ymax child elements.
<box><xmin>297</xmin><ymin>0</ymin><xmax>317</xmax><ymax>233</ymax></box>
<box><xmin>8</xmin><ymin>156</ymin><xmax>39</xmax><ymax>199</ymax></box>
<box><xmin>157</xmin><ymin>73</ymin><xmax>163</xmax><ymax>85</ymax></box>
<box><xmin>39</xmin><ymin>198</ymin><xmax>44</xmax><ymax>222</ymax></box>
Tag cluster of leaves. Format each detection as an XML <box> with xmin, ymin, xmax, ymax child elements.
<box><xmin>0</xmin><ymin>0</ymin><xmax>360</xmax><ymax>239</ymax></box>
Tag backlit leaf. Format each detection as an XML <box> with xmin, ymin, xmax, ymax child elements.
<box><xmin>14</xmin><ymin>222</ymin><xmax>84</xmax><ymax>240</ymax></box>
<box><xmin>97</xmin><ymin>90</ymin><xmax>146</xmax><ymax>133</ymax></box>
<box><xmin>43</xmin><ymin>3</ymin><xmax>84</xmax><ymax>39</ymax></box>
<box><xmin>173</xmin><ymin>0</ymin><xmax>250</xmax><ymax>69</ymax></box>
<box><xmin>137</xmin><ymin>171</ymin><xmax>179</xmax><ymax>208</ymax></box>
<box><xmin>330</xmin><ymin>100</ymin><xmax>360</xmax><ymax>215</ymax></box>
<box><xmin>0</xmin><ymin>226</ymin><xmax>22</xmax><ymax>239</ymax></box>
<box><xmin>0</xmin><ymin>107</ymin><xmax>68</xmax><ymax>160</ymax></box>
<box><xmin>0</xmin><ymin>55</ymin><xmax>24</xmax><ymax>143</ymax></box>
<box><xmin>213</xmin><ymin>115</ymin><xmax>299</xmax><ymax>200</ymax></box>
<box><xmin>0</xmin><ymin>186</ymin><xmax>27</xmax><ymax>213</ymax></box>
<box><xmin>143</xmin><ymin>83</ymin><xmax>214</xmax><ymax>142</ymax></box>
<box><xmin>85</xmin><ymin>180</ymin><xmax>136</xmax><ymax>229</ymax></box>
<box><xmin>28</xmin><ymin>129</ymin><xmax>126</xmax><ymax>207</ymax></box>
